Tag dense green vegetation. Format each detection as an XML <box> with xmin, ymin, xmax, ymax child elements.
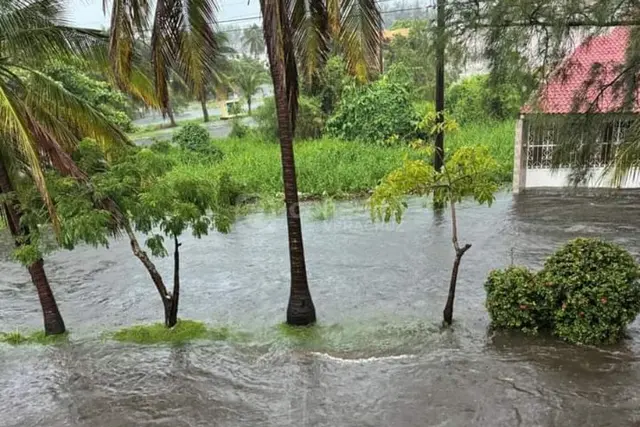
<box><xmin>485</xmin><ymin>239</ymin><xmax>640</xmax><ymax>345</ymax></box>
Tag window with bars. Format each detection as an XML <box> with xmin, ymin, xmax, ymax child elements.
<box><xmin>525</xmin><ymin>118</ymin><xmax>632</xmax><ymax>169</ymax></box>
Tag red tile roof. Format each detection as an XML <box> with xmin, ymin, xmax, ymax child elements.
<box><xmin>522</xmin><ymin>27</ymin><xmax>640</xmax><ymax>114</ymax></box>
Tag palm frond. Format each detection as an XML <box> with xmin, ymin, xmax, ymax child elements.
<box><xmin>290</xmin><ymin>0</ymin><xmax>330</xmax><ymax>84</ymax></box>
<box><xmin>151</xmin><ymin>0</ymin><xmax>180</xmax><ymax>117</ymax></box>
<box><xmin>0</xmin><ymin>80</ymin><xmax>58</xmax><ymax>231</ymax></box>
<box><xmin>338</xmin><ymin>0</ymin><xmax>382</xmax><ymax>82</ymax></box>
<box><xmin>108</xmin><ymin>0</ymin><xmax>136</xmax><ymax>89</ymax></box>
<box><xmin>1</xmin><ymin>0</ymin><xmax>108</xmax><ymax>65</ymax></box>
<box><xmin>19</xmin><ymin>67</ymin><xmax>131</xmax><ymax>152</ymax></box>
<box><xmin>175</xmin><ymin>0</ymin><xmax>219</xmax><ymax>97</ymax></box>
<box><xmin>260</xmin><ymin>0</ymin><xmax>299</xmax><ymax>132</ymax></box>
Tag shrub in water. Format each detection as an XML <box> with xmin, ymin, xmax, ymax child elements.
<box><xmin>485</xmin><ymin>238</ymin><xmax>640</xmax><ymax>345</ymax></box>
<box><xmin>540</xmin><ymin>238</ymin><xmax>640</xmax><ymax>345</ymax></box>
<box><xmin>484</xmin><ymin>266</ymin><xmax>553</xmax><ymax>334</ymax></box>
<box><xmin>172</xmin><ymin>123</ymin><xmax>222</xmax><ymax>159</ymax></box>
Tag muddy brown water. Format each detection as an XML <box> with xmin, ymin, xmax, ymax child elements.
<box><xmin>1</xmin><ymin>191</ymin><xmax>640</xmax><ymax>427</ymax></box>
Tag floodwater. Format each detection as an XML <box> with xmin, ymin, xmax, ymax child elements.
<box><xmin>1</xmin><ymin>191</ymin><xmax>640</xmax><ymax>426</ymax></box>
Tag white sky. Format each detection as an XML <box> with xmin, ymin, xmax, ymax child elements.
<box><xmin>66</xmin><ymin>0</ymin><xmax>262</xmax><ymax>29</ymax></box>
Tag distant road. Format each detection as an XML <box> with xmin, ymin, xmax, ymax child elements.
<box><xmin>131</xmin><ymin>117</ymin><xmax>256</xmax><ymax>146</ymax></box>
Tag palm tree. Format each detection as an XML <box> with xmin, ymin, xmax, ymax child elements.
<box><xmin>106</xmin><ymin>0</ymin><xmax>219</xmax><ymax>128</ymax></box>
<box><xmin>0</xmin><ymin>0</ymin><xmax>130</xmax><ymax>335</ymax></box>
<box><xmin>232</xmin><ymin>58</ymin><xmax>268</xmax><ymax>114</ymax></box>
<box><xmin>259</xmin><ymin>0</ymin><xmax>382</xmax><ymax>325</ymax></box>
<box><xmin>200</xmin><ymin>32</ymin><xmax>236</xmax><ymax>122</ymax></box>
<box><xmin>242</xmin><ymin>24</ymin><xmax>265</xmax><ymax>58</ymax></box>
<box><xmin>0</xmin><ymin>155</ymin><xmax>66</xmax><ymax>335</ymax></box>
<box><xmin>107</xmin><ymin>0</ymin><xmax>382</xmax><ymax>326</ymax></box>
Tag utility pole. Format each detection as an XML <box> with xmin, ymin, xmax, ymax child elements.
<box><xmin>434</xmin><ymin>0</ymin><xmax>445</xmax><ymax>172</ymax></box>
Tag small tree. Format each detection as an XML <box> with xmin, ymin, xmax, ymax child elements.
<box><xmin>74</xmin><ymin>141</ymin><xmax>236</xmax><ymax>327</ymax></box>
<box><xmin>369</xmin><ymin>142</ymin><xmax>499</xmax><ymax>325</ymax></box>
<box><xmin>135</xmin><ymin>165</ymin><xmax>236</xmax><ymax>326</ymax></box>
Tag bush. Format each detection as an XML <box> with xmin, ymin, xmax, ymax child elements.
<box><xmin>172</xmin><ymin>123</ymin><xmax>222</xmax><ymax>159</ymax></box>
<box><xmin>485</xmin><ymin>238</ymin><xmax>640</xmax><ymax>345</ymax></box>
<box><xmin>229</xmin><ymin>119</ymin><xmax>250</xmax><ymax>139</ymax></box>
<box><xmin>446</xmin><ymin>74</ymin><xmax>524</xmax><ymax>124</ymax></box>
<box><xmin>540</xmin><ymin>238</ymin><xmax>640</xmax><ymax>345</ymax></box>
<box><xmin>173</xmin><ymin>123</ymin><xmax>210</xmax><ymax>150</ymax></box>
<box><xmin>326</xmin><ymin>72</ymin><xmax>419</xmax><ymax>145</ymax></box>
<box><xmin>485</xmin><ymin>266</ymin><xmax>553</xmax><ymax>334</ymax></box>
<box><xmin>253</xmin><ymin>95</ymin><xmax>326</xmax><ymax>141</ymax></box>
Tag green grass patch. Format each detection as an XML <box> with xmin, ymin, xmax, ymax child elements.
<box><xmin>214</xmin><ymin>137</ymin><xmax>410</xmax><ymax>199</ymax></box>
<box><xmin>111</xmin><ymin>320</ymin><xmax>228</xmax><ymax>344</ymax></box>
<box><xmin>211</xmin><ymin>120</ymin><xmax>514</xmax><ymax>204</ymax></box>
<box><xmin>447</xmin><ymin>120</ymin><xmax>515</xmax><ymax>182</ymax></box>
<box><xmin>0</xmin><ymin>330</ymin><xmax>69</xmax><ymax>345</ymax></box>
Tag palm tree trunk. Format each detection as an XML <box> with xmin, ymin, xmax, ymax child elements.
<box><xmin>278</xmin><ymin>100</ymin><xmax>316</xmax><ymax>325</ymax></box>
<box><xmin>167</xmin><ymin>108</ymin><xmax>177</xmax><ymax>127</ymax></box>
<box><xmin>261</xmin><ymin>0</ymin><xmax>316</xmax><ymax>325</ymax></box>
<box><xmin>200</xmin><ymin>93</ymin><xmax>210</xmax><ymax>122</ymax></box>
<box><xmin>28</xmin><ymin>259</ymin><xmax>66</xmax><ymax>335</ymax></box>
<box><xmin>247</xmin><ymin>96</ymin><xmax>252</xmax><ymax>115</ymax></box>
<box><xmin>0</xmin><ymin>157</ymin><xmax>65</xmax><ymax>335</ymax></box>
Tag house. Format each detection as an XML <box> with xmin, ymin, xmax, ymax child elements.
<box><xmin>513</xmin><ymin>27</ymin><xmax>640</xmax><ymax>192</ymax></box>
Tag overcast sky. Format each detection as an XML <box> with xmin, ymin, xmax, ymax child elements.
<box><xmin>67</xmin><ymin>0</ymin><xmax>262</xmax><ymax>29</ymax></box>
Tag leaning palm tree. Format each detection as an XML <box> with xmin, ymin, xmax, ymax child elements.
<box><xmin>242</xmin><ymin>24</ymin><xmax>265</xmax><ymax>58</ymax></box>
<box><xmin>0</xmin><ymin>0</ymin><xmax>130</xmax><ymax>335</ymax></box>
<box><xmin>259</xmin><ymin>0</ymin><xmax>382</xmax><ymax>325</ymax></box>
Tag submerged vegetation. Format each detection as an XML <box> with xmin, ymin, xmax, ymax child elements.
<box><xmin>0</xmin><ymin>331</ymin><xmax>69</xmax><ymax>346</ymax></box>
<box><xmin>485</xmin><ymin>238</ymin><xmax>640</xmax><ymax>345</ymax></box>
<box><xmin>111</xmin><ymin>320</ymin><xmax>226</xmax><ymax>344</ymax></box>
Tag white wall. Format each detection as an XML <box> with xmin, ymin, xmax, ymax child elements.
<box><xmin>525</xmin><ymin>167</ymin><xmax>640</xmax><ymax>189</ymax></box>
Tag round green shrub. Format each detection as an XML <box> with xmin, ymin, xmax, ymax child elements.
<box><xmin>172</xmin><ymin>123</ymin><xmax>210</xmax><ymax>151</ymax></box>
<box><xmin>172</xmin><ymin>123</ymin><xmax>222</xmax><ymax>159</ymax></box>
<box><xmin>326</xmin><ymin>72</ymin><xmax>419</xmax><ymax>145</ymax></box>
<box><xmin>485</xmin><ymin>266</ymin><xmax>553</xmax><ymax>334</ymax></box>
<box><xmin>485</xmin><ymin>238</ymin><xmax>640</xmax><ymax>345</ymax></box>
<box><xmin>540</xmin><ymin>238</ymin><xmax>640</xmax><ymax>345</ymax></box>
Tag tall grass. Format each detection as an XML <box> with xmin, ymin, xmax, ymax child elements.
<box><xmin>447</xmin><ymin>120</ymin><xmax>515</xmax><ymax>182</ymax></box>
<box><xmin>212</xmin><ymin>120</ymin><xmax>515</xmax><ymax>199</ymax></box>
<box><xmin>214</xmin><ymin>137</ymin><xmax>410</xmax><ymax>198</ymax></box>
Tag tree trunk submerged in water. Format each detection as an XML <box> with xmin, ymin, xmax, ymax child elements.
<box><xmin>166</xmin><ymin>236</ymin><xmax>181</xmax><ymax>328</ymax></box>
<box><xmin>260</xmin><ymin>0</ymin><xmax>316</xmax><ymax>326</ymax></box>
<box><xmin>0</xmin><ymin>157</ymin><xmax>66</xmax><ymax>335</ymax></box>
<box><xmin>442</xmin><ymin>199</ymin><xmax>471</xmax><ymax>326</ymax></box>
<box><xmin>123</xmin><ymin>223</ymin><xmax>178</xmax><ymax>327</ymax></box>
<box><xmin>28</xmin><ymin>259</ymin><xmax>66</xmax><ymax>335</ymax></box>
<box><xmin>279</xmin><ymin>99</ymin><xmax>315</xmax><ymax>326</ymax></box>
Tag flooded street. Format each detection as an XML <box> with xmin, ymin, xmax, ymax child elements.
<box><xmin>1</xmin><ymin>191</ymin><xmax>640</xmax><ymax>426</ymax></box>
